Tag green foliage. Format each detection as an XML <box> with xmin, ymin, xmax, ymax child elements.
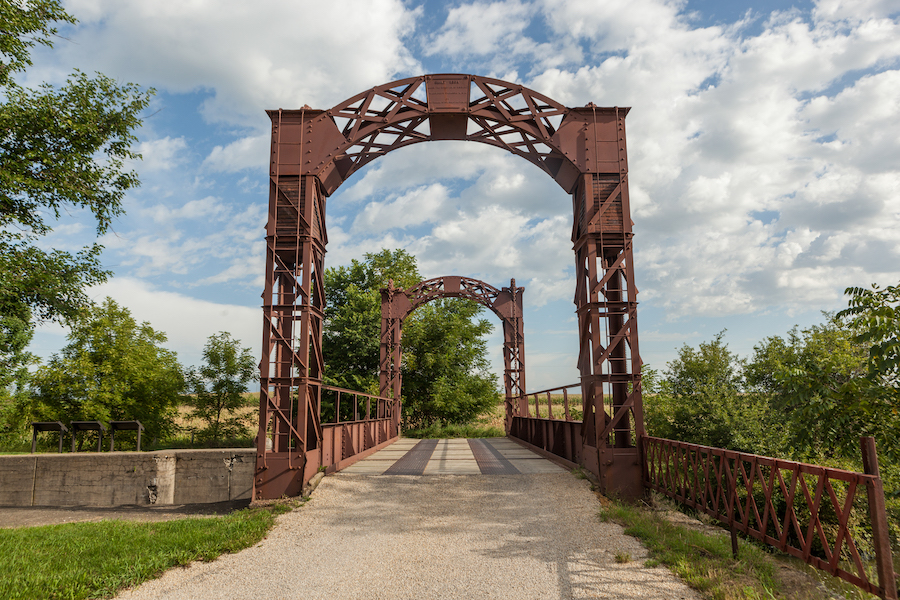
<box><xmin>0</xmin><ymin>506</ymin><xmax>284</xmax><ymax>600</ymax></box>
<box><xmin>0</xmin><ymin>242</ymin><xmax>110</xmax><ymax>326</ymax></box>
<box><xmin>401</xmin><ymin>298</ymin><xmax>499</xmax><ymax>428</ymax></box>
<box><xmin>0</xmin><ymin>302</ymin><xmax>35</xmax><ymax>447</ymax></box>
<box><xmin>649</xmin><ymin>301</ymin><xmax>900</xmax><ymax>551</ymax></box>
<box><xmin>0</xmin><ymin>0</ymin><xmax>153</xmax><ymax>398</ymax></box>
<box><xmin>29</xmin><ymin>298</ymin><xmax>183</xmax><ymax>440</ymax></box>
<box><xmin>0</xmin><ymin>1</ymin><xmax>153</xmax><ymax>445</ymax></box>
<box><xmin>323</xmin><ymin>249</ymin><xmax>499</xmax><ymax>427</ymax></box>
<box><xmin>645</xmin><ymin>332</ymin><xmax>786</xmax><ymax>455</ymax></box>
<box><xmin>839</xmin><ymin>281</ymin><xmax>900</xmax><ymax>382</ymax></box>
<box><xmin>0</xmin><ymin>0</ymin><xmax>73</xmax><ymax>87</ymax></box>
<box><xmin>745</xmin><ymin>315</ymin><xmax>897</xmax><ymax>462</ymax></box>
<box><xmin>1</xmin><ymin>69</ymin><xmax>151</xmax><ymax>238</ymax></box>
<box><xmin>323</xmin><ymin>248</ymin><xmax>422</xmax><ymax>392</ymax></box>
<box><xmin>185</xmin><ymin>332</ymin><xmax>256</xmax><ymax>444</ymax></box>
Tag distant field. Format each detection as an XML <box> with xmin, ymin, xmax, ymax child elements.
<box><xmin>470</xmin><ymin>394</ymin><xmax>586</xmax><ymax>423</ymax></box>
<box><xmin>523</xmin><ymin>393</ymin><xmax>584</xmax><ymax>421</ymax></box>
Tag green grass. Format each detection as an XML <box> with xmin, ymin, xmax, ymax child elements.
<box><xmin>598</xmin><ymin>499</ymin><xmax>785</xmax><ymax>600</ymax></box>
<box><xmin>402</xmin><ymin>422</ymin><xmax>505</xmax><ymax>438</ymax></box>
<box><xmin>0</xmin><ymin>503</ymin><xmax>296</xmax><ymax>600</ymax></box>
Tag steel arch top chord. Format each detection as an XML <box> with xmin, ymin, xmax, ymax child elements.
<box><xmin>268</xmin><ymin>74</ymin><xmax>630</xmax><ymax>195</ymax></box>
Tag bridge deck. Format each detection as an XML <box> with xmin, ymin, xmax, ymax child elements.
<box><xmin>339</xmin><ymin>437</ymin><xmax>566</xmax><ymax>476</ymax></box>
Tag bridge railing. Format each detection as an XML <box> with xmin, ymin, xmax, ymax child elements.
<box><xmin>643</xmin><ymin>435</ymin><xmax>898</xmax><ymax>600</ymax></box>
<box><xmin>317</xmin><ymin>385</ymin><xmax>399</xmax><ymax>474</ymax></box>
<box><xmin>508</xmin><ymin>386</ymin><xmax>898</xmax><ymax>599</ymax></box>
<box><xmin>510</xmin><ymin>383</ymin><xmax>584</xmax><ymax>468</ymax></box>
<box><xmin>519</xmin><ymin>383</ymin><xmax>582</xmax><ymax>421</ymax></box>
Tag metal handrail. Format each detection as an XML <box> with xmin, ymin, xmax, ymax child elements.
<box><xmin>520</xmin><ymin>383</ymin><xmax>581</xmax><ymax>420</ymax></box>
<box><xmin>643</xmin><ymin>435</ymin><xmax>898</xmax><ymax>600</ymax></box>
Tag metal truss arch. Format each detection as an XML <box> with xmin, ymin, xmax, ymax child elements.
<box><xmin>269</xmin><ymin>74</ymin><xmax>625</xmax><ymax>196</ymax></box>
<box><xmin>378</xmin><ymin>276</ymin><xmax>526</xmax><ymax>432</ymax></box>
<box><xmin>396</xmin><ymin>276</ymin><xmax>504</xmax><ymax>319</ymax></box>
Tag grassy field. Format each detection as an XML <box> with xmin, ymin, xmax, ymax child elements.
<box><xmin>0</xmin><ymin>502</ymin><xmax>296</xmax><ymax>600</ymax></box>
<box><xmin>402</xmin><ymin>422</ymin><xmax>505</xmax><ymax>438</ymax></box>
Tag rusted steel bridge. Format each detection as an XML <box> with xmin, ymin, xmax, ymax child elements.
<box><xmin>256</xmin><ymin>73</ymin><xmax>641</xmax><ymax>500</ymax></box>
<box><xmin>254</xmin><ymin>74</ymin><xmax>897</xmax><ymax>599</ymax></box>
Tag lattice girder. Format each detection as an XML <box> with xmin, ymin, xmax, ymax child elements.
<box><xmin>268</xmin><ymin>75</ymin><xmax>627</xmax><ymax>197</ymax></box>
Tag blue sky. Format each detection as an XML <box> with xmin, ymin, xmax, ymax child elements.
<box><xmin>25</xmin><ymin>0</ymin><xmax>900</xmax><ymax>391</ymax></box>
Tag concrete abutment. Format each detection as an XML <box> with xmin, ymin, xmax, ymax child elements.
<box><xmin>0</xmin><ymin>449</ymin><xmax>254</xmax><ymax>507</ymax></box>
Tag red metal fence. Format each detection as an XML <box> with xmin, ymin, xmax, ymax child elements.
<box><xmin>510</xmin><ymin>384</ymin><xmax>583</xmax><ymax>468</ymax></box>
<box><xmin>519</xmin><ymin>383</ymin><xmax>582</xmax><ymax>421</ymax></box>
<box><xmin>318</xmin><ymin>386</ymin><xmax>399</xmax><ymax>475</ymax></box>
<box><xmin>642</xmin><ymin>435</ymin><xmax>898</xmax><ymax>600</ymax></box>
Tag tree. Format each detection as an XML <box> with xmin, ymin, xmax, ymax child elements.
<box><xmin>323</xmin><ymin>249</ymin><xmax>499</xmax><ymax>427</ymax></box>
<box><xmin>29</xmin><ymin>298</ymin><xmax>183</xmax><ymax>441</ymax></box>
<box><xmin>400</xmin><ymin>299</ymin><xmax>498</xmax><ymax>428</ymax></box>
<box><xmin>0</xmin><ymin>0</ymin><xmax>153</xmax><ymax>374</ymax></box>
<box><xmin>0</xmin><ymin>303</ymin><xmax>36</xmax><ymax>447</ymax></box>
<box><xmin>645</xmin><ymin>332</ymin><xmax>785</xmax><ymax>455</ymax></box>
<box><xmin>747</xmin><ymin>313</ymin><xmax>900</xmax><ymax>463</ymax></box>
<box><xmin>323</xmin><ymin>249</ymin><xmax>422</xmax><ymax>392</ymax></box>
<box><xmin>185</xmin><ymin>332</ymin><xmax>256</xmax><ymax>444</ymax></box>
<box><xmin>839</xmin><ymin>281</ymin><xmax>900</xmax><ymax>383</ymax></box>
<box><xmin>746</xmin><ymin>315</ymin><xmax>897</xmax><ymax>460</ymax></box>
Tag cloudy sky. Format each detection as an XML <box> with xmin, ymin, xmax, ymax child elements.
<box><xmin>27</xmin><ymin>0</ymin><xmax>900</xmax><ymax>391</ymax></box>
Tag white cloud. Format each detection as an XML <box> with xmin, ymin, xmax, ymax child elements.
<box><xmin>197</xmin><ymin>243</ymin><xmax>266</xmax><ymax>288</ymax></box>
<box><xmin>427</xmin><ymin>0</ymin><xmax>536</xmax><ymax>57</ymax></box>
<box><xmin>519</xmin><ymin>1</ymin><xmax>900</xmax><ymax>317</ymax></box>
<box><xmin>89</xmin><ymin>278</ymin><xmax>261</xmax><ymax>369</ymax></box>
<box><xmin>352</xmin><ymin>184</ymin><xmax>449</xmax><ymax>233</ymax></box>
<box><xmin>135</xmin><ymin>136</ymin><xmax>188</xmax><ymax>171</ymax></box>
<box><xmin>140</xmin><ymin>196</ymin><xmax>227</xmax><ymax>223</ymax></box>
<box><xmin>103</xmin><ymin>200</ymin><xmax>266</xmax><ymax>282</ymax></box>
<box><xmin>813</xmin><ymin>0</ymin><xmax>900</xmax><ymax>22</ymax></box>
<box><xmin>203</xmin><ymin>134</ymin><xmax>269</xmax><ymax>173</ymax></box>
<box><xmin>32</xmin><ymin>277</ymin><xmax>261</xmax><ymax>369</ymax></box>
<box><xmin>47</xmin><ymin>0</ymin><xmax>422</xmax><ymax>125</ymax></box>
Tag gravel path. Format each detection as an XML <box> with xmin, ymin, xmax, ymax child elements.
<box><xmin>116</xmin><ymin>472</ymin><xmax>699</xmax><ymax>600</ymax></box>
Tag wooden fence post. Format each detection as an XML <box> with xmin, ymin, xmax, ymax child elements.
<box><xmin>861</xmin><ymin>436</ymin><xmax>898</xmax><ymax>600</ymax></box>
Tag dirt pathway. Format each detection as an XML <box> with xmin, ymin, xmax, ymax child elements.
<box><xmin>114</xmin><ymin>472</ymin><xmax>699</xmax><ymax>600</ymax></box>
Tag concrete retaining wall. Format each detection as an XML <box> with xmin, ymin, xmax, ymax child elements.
<box><xmin>0</xmin><ymin>449</ymin><xmax>254</xmax><ymax>507</ymax></box>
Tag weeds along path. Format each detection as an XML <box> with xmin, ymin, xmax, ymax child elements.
<box><xmin>115</xmin><ymin>472</ymin><xmax>700</xmax><ymax>600</ymax></box>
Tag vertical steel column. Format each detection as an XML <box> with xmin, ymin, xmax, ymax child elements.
<box><xmin>571</xmin><ymin>107</ymin><xmax>643</xmax><ymax>500</ymax></box>
<box><xmin>379</xmin><ymin>285</ymin><xmax>403</xmax><ymax>431</ymax></box>
<box><xmin>255</xmin><ymin>110</ymin><xmax>327</xmax><ymax>500</ymax></box>
<box><xmin>501</xmin><ymin>280</ymin><xmax>526</xmax><ymax>431</ymax></box>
